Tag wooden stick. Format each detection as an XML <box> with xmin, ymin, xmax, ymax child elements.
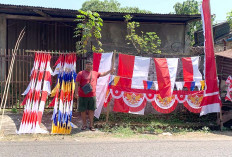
<box><xmin>0</xmin><ymin>28</ymin><xmax>25</xmax><ymax>131</ymax></box>
<box><xmin>106</xmin><ymin>51</ymin><xmax>116</xmax><ymax>123</ymax></box>
<box><xmin>0</xmin><ymin>28</ymin><xmax>25</xmax><ymax>111</ymax></box>
<box><xmin>25</xmin><ymin>50</ymin><xmax>77</xmax><ymax>54</ymax></box>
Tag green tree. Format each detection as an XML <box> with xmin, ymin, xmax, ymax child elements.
<box><xmin>227</xmin><ymin>10</ymin><xmax>232</xmax><ymax>28</ymax></box>
<box><xmin>173</xmin><ymin>0</ymin><xmax>202</xmax><ymax>46</ymax></box>
<box><xmin>74</xmin><ymin>10</ymin><xmax>103</xmax><ymax>54</ymax></box>
<box><xmin>124</xmin><ymin>15</ymin><xmax>161</xmax><ymax>54</ymax></box>
<box><xmin>81</xmin><ymin>0</ymin><xmax>152</xmax><ymax>13</ymax></box>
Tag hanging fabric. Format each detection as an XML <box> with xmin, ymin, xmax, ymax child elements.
<box><xmin>154</xmin><ymin>58</ymin><xmax>178</xmax><ymax>98</ymax></box>
<box><xmin>93</xmin><ymin>52</ymin><xmax>113</xmax><ymax>119</ymax></box>
<box><xmin>113</xmin><ymin>54</ymin><xmax>150</xmax><ymax>115</ymax></box>
<box><xmin>50</xmin><ymin>53</ymin><xmax>77</xmax><ymax>134</ymax></box>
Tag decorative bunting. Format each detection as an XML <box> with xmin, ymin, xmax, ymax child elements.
<box><xmin>225</xmin><ymin>76</ymin><xmax>232</xmax><ymax>102</ymax></box>
<box><xmin>154</xmin><ymin>58</ymin><xmax>178</xmax><ymax>98</ymax></box>
<box><xmin>113</xmin><ymin>54</ymin><xmax>150</xmax><ymax>115</ymax></box>
<box><xmin>50</xmin><ymin>53</ymin><xmax>77</xmax><ymax>134</ymax></box>
<box><xmin>18</xmin><ymin>53</ymin><xmax>53</xmax><ymax>134</ymax></box>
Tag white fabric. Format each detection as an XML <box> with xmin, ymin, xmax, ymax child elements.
<box><xmin>131</xmin><ymin>56</ymin><xmax>150</xmax><ymax>89</ymax></box>
<box><xmin>153</xmin><ymin>81</ymin><xmax>159</xmax><ymax>90</ymax></box>
<box><xmin>175</xmin><ymin>82</ymin><xmax>184</xmax><ymax>90</ymax></box>
<box><xmin>53</xmin><ymin>63</ymin><xmax>62</xmax><ymax>76</ymax></box>
<box><xmin>22</xmin><ymin>81</ymin><xmax>31</xmax><ymax>95</ymax></box>
<box><xmin>191</xmin><ymin>56</ymin><xmax>203</xmax><ymax>87</ymax></box>
<box><xmin>129</xmin><ymin>108</ymin><xmax>145</xmax><ymax>115</ymax></box>
<box><xmin>94</xmin><ymin>52</ymin><xmax>113</xmax><ymax>118</ymax></box>
<box><xmin>167</xmin><ymin>58</ymin><xmax>179</xmax><ymax>95</ymax></box>
<box><xmin>42</xmin><ymin>81</ymin><xmax>51</xmax><ymax>94</ymax></box>
<box><xmin>129</xmin><ymin>56</ymin><xmax>150</xmax><ymax>115</ymax></box>
<box><xmin>200</xmin><ymin>103</ymin><xmax>221</xmax><ymax>116</ymax></box>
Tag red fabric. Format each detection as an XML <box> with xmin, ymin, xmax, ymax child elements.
<box><xmin>76</xmin><ymin>70</ymin><xmax>101</xmax><ymax>97</ymax></box>
<box><xmin>37</xmin><ymin>111</ymin><xmax>42</xmax><ymax>125</ymax></box>
<box><xmin>183</xmin><ymin>102</ymin><xmax>201</xmax><ymax>113</ymax></box>
<box><xmin>151</xmin><ymin>100</ymin><xmax>178</xmax><ymax>114</ymax></box>
<box><xmin>93</xmin><ymin>52</ymin><xmax>102</xmax><ymax>72</ymax></box>
<box><xmin>200</xmin><ymin>0</ymin><xmax>221</xmax><ymax>108</ymax></box>
<box><xmin>184</xmin><ymin>82</ymin><xmax>192</xmax><ymax>90</ymax></box>
<box><xmin>118</xmin><ymin>54</ymin><xmax>135</xmax><ymax>78</ymax></box>
<box><xmin>143</xmin><ymin>80</ymin><xmax>148</xmax><ymax>89</ymax></box>
<box><xmin>113</xmin><ymin>98</ymin><xmax>147</xmax><ymax>113</ymax></box>
<box><xmin>154</xmin><ymin>58</ymin><xmax>171</xmax><ymax>98</ymax></box>
<box><xmin>182</xmin><ymin>57</ymin><xmax>194</xmax><ymax>82</ymax></box>
<box><xmin>117</xmin><ymin>77</ymin><xmax>132</xmax><ymax>88</ymax></box>
<box><xmin>41</xmin><ymin>91</ymin><xmax>48</xmax><ymax>102</ymax></box>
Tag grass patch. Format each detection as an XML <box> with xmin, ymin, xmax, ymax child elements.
<box><xmin>95</xmin><ymin>112</ymin><xmax>218</xmax><ymax>136</ymax></box>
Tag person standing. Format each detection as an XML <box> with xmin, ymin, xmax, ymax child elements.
<box><xmin>75</xmin><ymin>60</ymin><xmax>113</xmax><ymax>131</ymax></box>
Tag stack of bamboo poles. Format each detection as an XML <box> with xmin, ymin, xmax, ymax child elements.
<box><xmin>0</xmin><ymin>28</ymin><xmax>26</xmax><ymax>131</ymax></box>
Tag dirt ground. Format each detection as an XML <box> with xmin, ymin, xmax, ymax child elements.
<box><xmin>0</xmin><ymin>111</ymin><xmax>232</xmax><ymax>142</ymax></box>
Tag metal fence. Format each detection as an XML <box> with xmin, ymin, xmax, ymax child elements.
<box><xmin>0</xmin><ymin>49</ymin><xmax>82</xmax><ymax>109</ymax></box>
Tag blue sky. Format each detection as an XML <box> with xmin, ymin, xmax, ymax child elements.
<box><xmin>0</xmin><ymin>0</ymin><xmax>231</xmax><ymax>23</ymax></box>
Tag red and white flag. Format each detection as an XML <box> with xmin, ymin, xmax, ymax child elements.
<box><xmin>93</xmin><ymin>52</ymin><xmax>113</xmax><ymax>118</ymax></box>
<box><xmin>113</xmin><ymin>54</ymin><xmax>150</xmax><ymax>115</ymax></box>
<box><xmin>200</xmin><ymin>0</ymin><xmax>221</xmax><ymax>116</ymax></box>
<box><xmin>154</xmin><ymin>58</ymin><xmax>178</xmax><ymax>98</ymax></box>
<box><xmin>182</xmin><ymin>56</ymin><xmax>202</xmax><ymax>89</ymax></box>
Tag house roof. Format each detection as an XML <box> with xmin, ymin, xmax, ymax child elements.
<box><xmin>0</xmin><ymin>3</ymin><xmax>201</xmax><ymax>23</ymax></box>
<box><xmin>194</xmin><ymin>22</ymin><xmax>231</xmax><ymax>46</ymax></box>
<box><xmin>215</xmin><ymin>49</ymin><xmax>232</xmax><ymax>59</ymax></box>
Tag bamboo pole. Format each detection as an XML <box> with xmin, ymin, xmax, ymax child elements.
<box><xmin>0</xmin><ymin>27</ymin><xmax>25</xmax><ymax>131</ymax></box>
<box><xmin>106</xmin><ymin>51</ymin><xmax>116</xmax><ymax>123</ymax></box>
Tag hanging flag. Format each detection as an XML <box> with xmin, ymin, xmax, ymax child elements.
<box><xmin>18</xmin><ymin>53</ymin><xmax>42</xmax><ymax>134</ymax></box>
<box><xmin>94</xmin><ymin>52</ymin><xmax>113</xmax><ymax>119</ymax></box>
<box><xmin>182</xmin><ymin>56</ymin><xmax>203</xmax><ymax>88</ymax></box>
<box><xmin>36</xmin><ymin>54</ymin><xmax>53</xmax><ymax>133</ymax></box>
<box><xmin>113</xmin><ymin>54</ymin><xmax>150</xmax><ymax>115</ymax></box>
<box><xmin>154</xmin><ymin>58</ymin><xmax>178</xmax><ymax>98</ymax></box>
<box><xmin>200</xmin><ymin>0</ymin><xmax>221</xmax><ymax>116</ymax></box>
<box><xmin>225</xmin><ymin>76</ymin><xmax>232</xmax><ymax>102</ymax></box>
<box><xmin>175</xmin><ymin>82</ymin><xmax>184</xmax><ymax>90</ymax></box>
<box><xmin>114</xmin><ymin>76</ymin><xmax>120</xmax><ymax>86</ymax></box>
<box><xmin>143</xmin><ymin>80</ymin><xmax>153</xmax><ymax>90</ymax></box>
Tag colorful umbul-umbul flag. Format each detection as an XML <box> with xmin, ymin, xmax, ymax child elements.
<box><xmin>93</xmin><ymin>52</ymin><xmax>113</xmax><ymax>119</ymax></box>
<box><xmin>113</xmin><ymin>54</ymin><xmax>150</xmax><ymax>115</ymax></box>
<box><xmin>154</xmin><ymin>58</ymin><xmax>178</xmax><ymax>98</ymax></box>
<box><xmin>200</xmin><ymin>0</ymin><xmax>221</xmax><ymax>116</ymax></box>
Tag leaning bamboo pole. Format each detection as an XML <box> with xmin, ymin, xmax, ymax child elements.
<box><xmin>0</xmin><ymin>27</ymin><xmax>26</xmax><ymax>131</ymax></box>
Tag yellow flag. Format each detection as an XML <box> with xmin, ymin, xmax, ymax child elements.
<box><xmin>114</xmin><ymin>76</ymin><xmax>120</xmax><ymax>86</ymax></box>
<box><xmin>51</xmin><ymin>82</ymin><xmax>60</xmax><ymax>97</ymax></box>
<box><xmin>200</xmin><ymin>80</ymin><xmax>205</xmax><ymax>90</ymax></box>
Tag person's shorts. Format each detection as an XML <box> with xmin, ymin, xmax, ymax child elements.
<box><xmin>78</xmin><ymin>96</ymin><xmax>96</xmax><ymax>112</ymax></box>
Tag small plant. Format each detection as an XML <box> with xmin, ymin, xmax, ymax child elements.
<box><xmin>11</xmin><ymin>108</ymin><xmax>17</xmax><ymax>113</ymax></box>
<box><xmin>74</xmin><ymin>10</ymin><xmax>103</xmax><ymax>54</ymax></box>
<box><xmin>124</xmin><ymin>14</ymin><xmax>161</xmax><ymax>54</ymax></box>
<box><xmin>201</xmin><ymin>126</ymin><xmax>211</xmax><ymax>133</ymax></box>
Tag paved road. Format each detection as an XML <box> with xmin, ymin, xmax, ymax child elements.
<box><xmin>0</xmin><ymin>140</ymin><xmax>231</xmax><ymax>157</ymax></box>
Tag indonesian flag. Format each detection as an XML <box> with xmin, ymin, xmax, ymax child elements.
<box><xmin>225</xmin><ymin>76</ymin><xmax>232</xmax><ymax>101</ymax></box>
<box><xmin>93</xmin><ymin>52</ymin><xmax>113</xmax><ymax>118</ymax></box>
<box><xmin>154</xmin><ymin>58</ymin><xmax>178</xmax><ymax>98</ymax></box>
<box><xmin>113</xmin><ymin>54</ymin><xmax>150</xmax><ymax>115</ymax></box>
<box><xmin>200</xmin><ymin>0</ymin><xmax>221</xmax><ymax>116</ymax></box>
<box><xmin>182</xmin><ymin>56</ymin><xmax>202</xmax><ymax>89</ymax></box>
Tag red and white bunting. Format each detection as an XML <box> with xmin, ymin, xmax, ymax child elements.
<box><xmin>154</xmin><ymin>58</ymin><xmax>178</xmax><ymax>98</ymax></box>
<box><xmin>113</xmin><ymin>54</ymin><xmax>150</xmax><ymax>115</ymax></box>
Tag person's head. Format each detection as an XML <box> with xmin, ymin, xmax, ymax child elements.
<box><xmin>85</xmin><ymin>60</ymin><xmax>93</xmax><ymax>71</ymax></box>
